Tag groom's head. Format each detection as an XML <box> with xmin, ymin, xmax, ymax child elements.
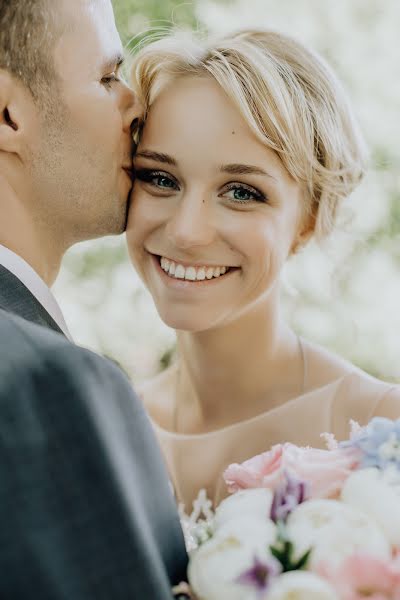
<box><xmin>0</xmin><ymin>0</ymin><xmax>139</xmax><ymax>253</ymax></box>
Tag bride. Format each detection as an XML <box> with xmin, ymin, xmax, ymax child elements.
<box><xmin>126</xmin><ymin>28</ymin><xmax>400</xmax><ymax>512</ymax></box>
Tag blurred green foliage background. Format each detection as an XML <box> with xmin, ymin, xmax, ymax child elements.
<box><xmin>113</xmin><ymin>0</ymin><xmax>197</xmax><ymax>49</ymax></box>
<box><xmin>54</xmin><ymin>0</ymin><xmax>400</xmax><ymax>383</ymax></box>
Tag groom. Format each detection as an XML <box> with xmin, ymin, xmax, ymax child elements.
<box><xmin>0</xmin><ymin>0</ymin><xmax>187</xmax><ymax>598</ymax></box>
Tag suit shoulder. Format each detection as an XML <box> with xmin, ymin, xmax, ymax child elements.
<box><xmin>0</xmin><ymin>309</ymin><xmax>130</xmax><ymax>390</ymax></box>
<box><xmin>0</xmin><ymin>310</ymin><xmax>141</xmax><ymax>442</ymax></box>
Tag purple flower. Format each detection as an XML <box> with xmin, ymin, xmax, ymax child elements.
<box><xmin>270</xmin><ymin>471</ymin><xmax>309</xmax><ymax>523</ymax></box>
<box><xmin>340</xmin><ymin>417</ymin><xmax>400</xmax><ymax>471</ymax></box>
<box><xmin>236</xmin><ymin>555</ymin><xmax>281</xmax><ymax>595</ymax></box>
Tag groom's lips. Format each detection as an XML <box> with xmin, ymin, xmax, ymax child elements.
<box><xmin>122</xmin><ymin>166</ymin><xmax>134</xmax><ymax>179</ymax></box>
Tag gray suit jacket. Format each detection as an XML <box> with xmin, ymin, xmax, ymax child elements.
<box><xmin>0</xmin><ymin>264</ymin><xmax>187</xmax><ymax>599</ymax></box>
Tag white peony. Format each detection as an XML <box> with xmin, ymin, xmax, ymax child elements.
<box><xmin>216</xmin><ymin>515</ymin><xmax>277</xmax><ymax>553</ymax></box>
<box><xmin>267</xmin><ymin>571</ymin><xmax>339</xmax><ymax>600</ymax></box>
<box><xmin>188</xmin><ymin>516</ymin><xmax>277</xmax><ymax>600</ymax></box>
<box><xmin>286</xmin><ymin>499</ymin><xmax>390</xmax><ymax>569</ymax></box>
<box><xmin>341</xmin><ymin>466</ymin><xmax>400</xmax><ymax>546</ymax></box>
<box><xmin>214</xmin><ymin>488</ymin><xmax>273</xmax><ymax>530</ymax></box>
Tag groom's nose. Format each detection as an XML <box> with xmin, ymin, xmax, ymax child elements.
<box><xmin>120</xmin><ymin>84</ymin><xmax>143</xmax><ymax>135</ymax></box>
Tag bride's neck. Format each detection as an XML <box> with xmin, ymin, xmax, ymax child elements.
<box><xmin>174</xmin><ymin>303</ymin><xmax>301</xmax><ymax>433</ymax></box>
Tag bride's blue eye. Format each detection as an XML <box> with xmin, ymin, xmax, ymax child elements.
<box><xmin>155</xmin><ymin>175</ymin><xmax>177</xmax><ymax>189</ymax></box>
<box><xmin>222</xmin><ymin>183</ymin><xmax>266</xmax><ymax>204</ymax></box>
<box><xmin>135</xmin><ymin>169</ymin><xmax>179</xmax><ymax>191</ymax></box>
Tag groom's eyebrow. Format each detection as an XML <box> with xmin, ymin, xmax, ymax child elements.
<box><xmin>135</xmin><ymin>150</ymin><xmax>177</xmax><ymax>166</ymax></box>
<box><xmin>102</xmin><ymin>53</ymin><xmax>125</xmax><ymax>72</ymax></box>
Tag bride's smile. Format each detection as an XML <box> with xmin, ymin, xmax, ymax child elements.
<box><xmin>147</xmin><ymin>252</ymin><xmax>240</xmax><ymax>295</ymax></box>
<box><xmin>156</xmin><ymin>254</ymin><xmax>237</xmax><ymax>282</ymax></box>
<box><xmin>160</xmin><ymin>256</ymin><xmax>228</xmax><ymax>279</ymax></box>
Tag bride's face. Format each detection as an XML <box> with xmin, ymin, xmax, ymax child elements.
<box><xmin>127</xmin><ymin>76</ymin><xmax>305</xmax><ymax>332</ymax></box>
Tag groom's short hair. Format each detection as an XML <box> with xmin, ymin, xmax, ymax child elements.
<box><xmin>0</xmin><ymin>0</ymin><xmax>59</xmax><ymax>100</ymax></box>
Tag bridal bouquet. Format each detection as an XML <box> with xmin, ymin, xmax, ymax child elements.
<box><xmin>173</xmin><ymin>417</ymin><xmax>400</xmax><ymax>599</ymax></box>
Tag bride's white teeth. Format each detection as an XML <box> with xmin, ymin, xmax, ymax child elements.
<box><xmin>175</xmin><ymin>264</ymin><xmax>185</xmax><ymax>279</ymax></box>
<box><xmin>159</xmin><ymin>256</ymin><xmax>231</xmax><ymax>281</ymax></box>
<box><xmin>185</xmin><ymin>267</ymin><xmax>197</xmax><ymax>281</ymax></box>
<box><xmin>196</xmin><ymin>268</ymin><xmax>206</xmax><ymax>281</ymax></box>
<box><xmin>161</xmin><ymin>257</ymin><xmax>170</xmax><ymax>271</ymax></box>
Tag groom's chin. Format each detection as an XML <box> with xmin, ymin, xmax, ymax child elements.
<box><xmin>123</xmin><ymin>191</ymin><xmax>134</xmax><ymax>231</ymax></box>
<box><xmin>86</xmin><ymin>203</ymin><xmax>129</xmax><ymax>240</ymax></box>
<box><xmin>108</xmin><ymin>192</ymin><xmax>132</xmax><ymax>235</ymax></box>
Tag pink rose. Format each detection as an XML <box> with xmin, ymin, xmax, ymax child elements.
<box><xmin>317</xmin><ymin>553</ymin><xmax>400</xmax><ymax>599</ymax></box>
<box><xmin>223</xmin><ymin>443</ymin><xmax>362</xmax><ymax>499</ymax></box>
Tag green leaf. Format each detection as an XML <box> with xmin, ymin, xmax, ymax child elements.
<box><xmin>292</xmin><ymin>548</ymin><xmax>312</xmax><ymax>571</ymax></box>
<box><xmin>270</xmin><ymin>540</ymin><xmax>312</xmax><ymax>572</ymax></box>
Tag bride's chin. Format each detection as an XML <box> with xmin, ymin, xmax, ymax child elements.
<box><xmin>155</xmin><ymin>308</ymin><xmax>210</xmax><ymax>333</ymax></box>
<box><xmin>159</xmin><ymin>316</ymin><xmax>203</xmax><ymax>333</ymax></box>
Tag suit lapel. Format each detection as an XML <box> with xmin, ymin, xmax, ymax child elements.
<box><xmin>0</xmin><ymin>264</ymin><xmax>65</xmax><ymax>336</ymax></box>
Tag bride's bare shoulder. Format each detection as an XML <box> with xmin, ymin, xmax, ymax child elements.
<box><xmin>136</xmin><ymin>362</ymin><xmax>178</xmax><ymax>428</ymax></box>
<box><xmin>303</xmin><ymin>338</ymin><xmax>400</xmax><ymax>421</ymax></box>
<box><xmin>302</xmin><ymin>338</ymin><xmax>370</xmax><ymax>390</ymax></box>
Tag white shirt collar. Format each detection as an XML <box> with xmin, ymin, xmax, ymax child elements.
<box><xmin>0</xmin><ymin>244</ymin><xmax>73</xmax><ymax>341</ymax></box>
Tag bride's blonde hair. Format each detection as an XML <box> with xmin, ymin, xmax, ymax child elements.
<box><xmin>130</xmin><ymin>29</ymin><xmax>367</xmax><ymax>239</ymax></box>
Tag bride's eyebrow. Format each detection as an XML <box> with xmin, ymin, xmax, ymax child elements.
<box><xmin>220</xmin><ymin>163</ymin><xmax>277</xmax><ymax>181</ymax></box>
<box><xmin>135</xmin><ymin>150</ymin><xmax>177</xmax><ymax>166</ymax></box>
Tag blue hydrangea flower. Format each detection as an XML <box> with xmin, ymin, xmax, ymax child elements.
<box><xmin>236</xmin><ymin>555</ymin><xmax>281</xmax><ymax>596</ymax></box>
<box><xmin>340</xmin><ymin>417</ymin><xmax>400</xmax><ymax>470</ymax></box>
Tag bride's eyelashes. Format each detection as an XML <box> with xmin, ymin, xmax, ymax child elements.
<box><xmin>135</xmin><ymin>168</ymin><xmax>269</xmax><ymax>205</ymax></box>
<box><xmin>135</xmin><ymin>169</ymin><xmax>180</xmax><ymax>192</ymax></box>
<box><xmin>219</xmin><ymin>183</ymin><xmax>267</xmax><ymax>204</ymax></box>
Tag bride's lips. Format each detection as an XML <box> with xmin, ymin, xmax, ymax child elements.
<box><xmin>149</xmin><ymin>252</ymin><xmax>240</xmax><ymax>288</ymax></box>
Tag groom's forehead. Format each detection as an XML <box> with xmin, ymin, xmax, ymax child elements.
<box><xmin>58</xmin><ymin>0</ymin><xmax>116</xmax><ymax>33</ymax></box>
<box><xmin>54</xmin><ymin>0</ymin><xmax>123</xmax><ymax>72</ymax></box>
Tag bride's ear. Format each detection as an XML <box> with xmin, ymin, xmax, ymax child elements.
<box><xmin>0</xmin><ymin>70</ymin><xmax>25</xmax><ymax>155</ymax></box>
<box><xmin>291</xmin><ymin>211</ymin><xmax>316</xmax><ymax>255</ymax></box>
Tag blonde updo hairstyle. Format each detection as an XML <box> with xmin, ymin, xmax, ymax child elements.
<box><xmin>130</xmin><ymin>29</ymin><xmax>367</xmax><ymax>240</ymax></box>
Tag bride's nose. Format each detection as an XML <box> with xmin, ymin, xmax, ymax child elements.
<box><xmin>165</xmin><ymin>193</ymin><xmax>216</xmax><ymax>250</ymax></box>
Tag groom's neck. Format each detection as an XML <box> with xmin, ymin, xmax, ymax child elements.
<box><xmin>0</xmin><ymin>204</ymin><xmax>64</xmax><ymax>287</ymax></box>
<box><xmin>0</xmin><ymin>234</ymin><xmax>63</xmax><ymax>287</ymax></box>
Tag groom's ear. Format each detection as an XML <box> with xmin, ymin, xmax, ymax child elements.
<box><xmin>0</xmin><ymin>69</ymin><xmax>29</xmax><ymax>155</ymax></box>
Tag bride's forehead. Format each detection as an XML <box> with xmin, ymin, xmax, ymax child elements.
<box><xmin>140</xmin><ymin>109</ymin><xmax>285</xmax><ymax>182</ymax></box>
<box><xmin>143</xmin><ymin>79</ymin><xmax>252</xmax><ymax>142</ymax></box>
<box><xmin>148</xmin><ymin>77</ymin><xmax>232</xmax><ymax>117</ymax></box>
